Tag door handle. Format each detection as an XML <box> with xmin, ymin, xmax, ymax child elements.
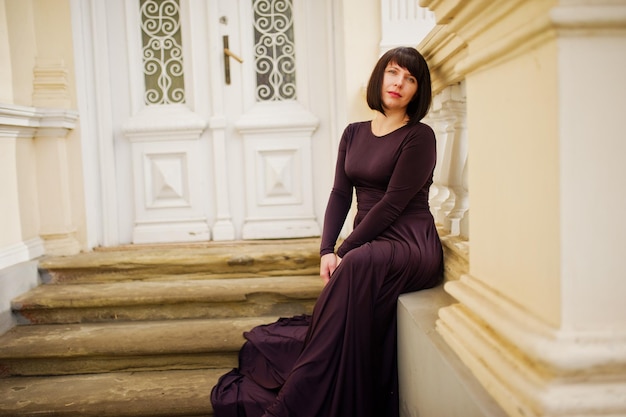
<box><xmin>223</xmin><ymin>36</ymin><xmax>243</xmax><ymax>85</ymax></box>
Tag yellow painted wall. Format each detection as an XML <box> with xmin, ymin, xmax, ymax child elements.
<box><xmin>3</xmin><ymin>0</ymin><xmax>86</xmax><ymax>250</ymax></box>
<box><xmin>4</xmin><ymin>0</ymin><xmax>36</xmax><ymax>106</ymax></box>
<box><xmin>0</xmin><ymin>141</ymin><xmax>21</xmax><ymax>247</ymax></box>
<box><xmin>0</xmin><ymin>0</ymin><xmax>13</xmax><ymax>102</ymax></box>
<box><xmin>16</xmin><ymin>138</ymin><xmax>40</xmax><ymax>241</ymax></box>
<box><xmin>341</xmin><ymin>0</ymin><xmax>380</xmax><ymax>123</ymax></box>
<box><xmin>558</xmin><ymin>34</ymin><xmax>626</xmax><ymax>331</ymax></box>
<box><xmin>467</xmin><ymin>39</ymin><xmax>561</xmax><ymax>327</ymax></box>
<box><xmin>33</xmin><ymin>0</ymin><xmax>77</xmax><ymax>108</ymax></box>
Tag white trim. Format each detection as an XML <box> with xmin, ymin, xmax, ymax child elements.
<box><xmin>70</xmin><ymin>0</ymin><xmax>99</xmax><ymax>249</ymax></box>
<box><xmin>238</xmin><ymin>0</ymin><xmax>256</xmax><ymax>111</ymax></box>
<box><xmin>125</xmin><ymin>0</ymin><xmax>145</xmax><ymax>115</ymax></box>
<box><xmin>0</xmin><ymin>104</ymin><xmax>77</xmax><ymax>133</ymax></box>
<box><xmin>122</xmin><ymin>104</ymin><xmax>206</xmax><ymax>141</ymax></box>
<box><xmin>292</xmin><ymin>0</ymin><xmax>310</xmax><ymax>107</ymax></box>
<box><xmin>132</xmin><ymin>219</ymin><xmax>211</xmax><ymax>244</ymax></box>
<box><xmin>0</xmin><ymin>238</ymin><xmax>45</xmax><ymax>271</ymax></box>
<box><xmin>206</xmin><ymin>0</ymin><xmax>236</xmax><ymax>240</ymax></box>
<box><xmin>70</xmin><ymin>0</ymin><xmax>120</xmax><ymax>248</ymax></box>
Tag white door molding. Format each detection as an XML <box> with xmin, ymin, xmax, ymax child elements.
<box><xmin>236</xmin><ymin>101</ymin><xmax>320</xmax><ymax>239</ymax></box>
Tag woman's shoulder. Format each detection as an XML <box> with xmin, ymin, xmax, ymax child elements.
<box><xmin>408</xmin><ymin>121</ymin><xmax>435</xmax><ymax>135</ymax></box>
<box><xmin>341</xmin><ymin>121</ymin><xmax>371</xmax><ymax>140</ymax></box>
<box><xmin>345</xmin><ymin>120</ymin><xmax>371</xmax><ymax>133</ymax></box>
<box><xmin>401</xmin><ymin>122</ymin><xmax>436</xmax><ymax>151</ymax></box>
<box><xmin>405</xmin><ymin>121</ymin><xmax>436</xmax><ymax>141</ymax></box>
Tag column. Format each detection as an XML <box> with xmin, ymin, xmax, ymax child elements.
<box><xmin>424</xmin><ymin>1</ymin><xmax>626</xmax><ymax>416</ymax></box>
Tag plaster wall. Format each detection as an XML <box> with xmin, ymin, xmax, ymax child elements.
<box><xmin>341</xmin><ymin>0</ymin><xmax>380</xmax><ymax>125</ymax></box>
<box><xmin>4</xmin><ymin>0</ymin><xmax>36</xmax><ymax>106</ymax></box>
<box><xmin>31</xmin><ymin>0</ymin><xmax>86</xmax><ymax>250</ymax></box>
<box><xmin>32</xmin><ymin>0</ymin><xmax>77</xmax><ymax>108</ymax></box>
<box><xmin>558</xmin><ymin>34</ymin><xmax>626</xmax><ymax>331</ymax></box>
<box><xmin>466</xmin><ymin>39</ymin><xmax>561</xmax><ymax>327</ymax></box>
<box><xmin>16</xmin><ymin>137</ymin><xmax>40</xmax><ymax>240</ymax></box>
<box><xmin>0</xmin><ymin>140</ymin><xmax>21</xmax><ymax>247</ymax></box>
<box><xmin>0</xmin><ymin>0</ymin><xmax>12</xmax><ymax>102</ymax></box>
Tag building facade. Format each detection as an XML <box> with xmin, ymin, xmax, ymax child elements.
<box><xmin>1</xmin><ymin>0</ymin><xmax>625</xmax><ymax>416</ymax></box>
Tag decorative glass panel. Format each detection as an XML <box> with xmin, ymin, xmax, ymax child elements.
<box><xmin>252</xmin><ymin>0</ymin><xmax>297</xmax><ymax>101</ymax></box>
<box><xmin>140</xmin><ymin>0</ymin><xmax>185</xmax><ymax>105</ymax></box>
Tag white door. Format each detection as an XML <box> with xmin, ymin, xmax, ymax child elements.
<box><xmin>92</xmin><ymin>0</ymin><xmax>334</xmax><ymax>245</ymax></box>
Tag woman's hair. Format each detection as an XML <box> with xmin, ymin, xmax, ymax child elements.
<box><xmin>366</xmin><ymin>47</ymin><xmax>432</xmax><ymax>124</ymax></box>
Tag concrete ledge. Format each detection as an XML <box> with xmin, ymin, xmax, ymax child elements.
<box><xmin>398</xmin><ymin>286</ymin><xmax>507</xmax><ymax>417</ymax></box>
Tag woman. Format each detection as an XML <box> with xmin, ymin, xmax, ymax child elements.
<box><xmin>212</xmin><ymin>47</ymin><xmax>443</xmax><ymax>417</ymax></box>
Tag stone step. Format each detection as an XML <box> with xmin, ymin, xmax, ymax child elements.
<box><xmin>0</xmin><ymin>368</ymin><xmax>224</xmax><ymax>416</ymax></box>
<box><xmin>39</xmin><ymin>239</ymin><xmax>321</xmax><ymax>284</ymax></box>
<box><xmin>12</xmin><ymin>276</ymin><xmax>322</xmax><ymax>324</ymax></box>
<box><xmin>0</xmin><ymin>316</ymin><xmax>275</xmax><ymax>377</ymax></box>
<box><xmin>0</xmin><ymin>239</ymin><xmax>320</xmax><ymax>415</ymax></box>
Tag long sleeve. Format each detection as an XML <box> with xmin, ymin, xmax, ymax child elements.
<box><xmin>336</xmin><ymin>125</ymin><xmax>436</xmax><ymax>257</ymax></box>
<box><xmin>319</xmin><ymin>126</ymin><xmax>354</xmax><ymax>256</ymax></box>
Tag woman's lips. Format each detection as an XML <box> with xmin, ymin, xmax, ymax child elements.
<box><xmin>388</xmin><ymin>91</ymin><xmax>401</xmax><ymax>98</ymax></box>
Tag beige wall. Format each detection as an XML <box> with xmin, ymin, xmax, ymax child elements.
<box><xmin>468</xmin><ymin>39</ymin><xmax>561</xmax><ymax>327</ymax></box>
<box><xmin>0</xmin><ymin>0</ymin><xmax>12</xmax><ymax>102</ymax></box>
<box><xmin>16</xmin><ymin>138</ymin><xmax>40</xmax><ymax>241</ymax></box>
<box><xmin>341</xmin><ymin>0</ymin><xmax>380</xmax><ymax>124</ymax></box>
<box><xmin>5</xmin><ymin>0</ymin><xmax>36</xmax><ymax>106</ymax></box>
<box><xmin>418</xmin><ymin>1</ymin><xmax>626</xmax><ymax>415</ymax></box>
<box><xmin>0</xmin><ymin>140</ymin><xmax>21</xmax><ymax>248</ymax></box>
<box><xmin>558</xmin><ymin>33</ymin><xmax>626</xmax><ymax>331</ymax></box>
<box><xmin>32</xmin><ymin>0</ymin><xmax>77</xmax><ymax>108</ymax></box>
<box><xmin>1</xmin><ymin>0</ymin><xmax>85</xmax><ymax>253</ymax></box>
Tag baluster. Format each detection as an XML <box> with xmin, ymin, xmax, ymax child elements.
<box><xmin>459</xmin><ymin>158</ymin><xmax>469</xmax><ymax>238</ymax></box>
<box><xmin>437</xmin><ymin>83</ymin><xmax>469</xmax><ymax>235</ymax></box>
<box><xmin>426</xmin><ymin>101</ymin><xmax>450</xmax><ymax>219</ymax></box>
<box><xmin>428</xmin><ymin>83</ymin><xmax>469</xmax><ymax>237</ymax></box>
<box><xmin>443</xmin><ymin>104</ymin><xmax>469</xmax><ymax>236</ymax></box>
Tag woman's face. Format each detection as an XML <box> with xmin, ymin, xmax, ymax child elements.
<box><xmin>381</xmin><ymin>61</ymin><xmax>418</xmax><ymax>113</ymax></box>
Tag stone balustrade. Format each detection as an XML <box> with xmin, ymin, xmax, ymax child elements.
<box><xmin>427</xmin><ymin>82</ymin><xmax>469</xmax><ymax>240</ymax></box>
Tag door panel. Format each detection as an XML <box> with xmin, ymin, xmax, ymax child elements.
<box><xmin>106</xmin><ymin>0</ymin><xmax>331</xmax><ymax>243</ymax></box>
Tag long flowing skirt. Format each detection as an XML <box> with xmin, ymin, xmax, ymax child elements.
<box><xmin>211</xmin><ymin>214</ymin><xmax>443</xmax><ymax>417</ymax></box>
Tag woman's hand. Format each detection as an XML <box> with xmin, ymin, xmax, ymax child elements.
<box><xmin>320</xmin><ymin>253</ymin><xmax>341</xmax><ymax>286</ymax></box>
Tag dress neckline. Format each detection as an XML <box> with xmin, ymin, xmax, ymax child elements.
<box><xmin>369</xmin><ymin>120</ymin><xmax>409</xmax><ymax>138</ymax></box>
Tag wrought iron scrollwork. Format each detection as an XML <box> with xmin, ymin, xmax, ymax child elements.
<box><xmin>140</xmin><ymin>0</ymin><xmax>185</xmax><ymax>105</ymax></box>
<box><xmin>252</xmin><ymin>0</ymin><xmax>297</xmax><ymax>101</ymax></box>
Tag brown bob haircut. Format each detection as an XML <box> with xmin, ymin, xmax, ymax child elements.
<box><xmin>366</xmin><ymin>47</ymin><xmax>432</xmax><ymax>124</ymax></box>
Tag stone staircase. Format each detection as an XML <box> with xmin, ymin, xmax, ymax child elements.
<box><xmin>0</xmin><ymin>239</ymin><xmax>323</xmax><ymax>416</ymax></box>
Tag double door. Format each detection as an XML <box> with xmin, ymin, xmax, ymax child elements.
<box><xmin>99</xmin><ymin>0</ymin><xmax>334</xmax><ymax>244</ymax></box>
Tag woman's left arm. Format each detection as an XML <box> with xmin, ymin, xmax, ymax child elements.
<box><xmin>336</xmin><ymin>127</ymin><xmax>436</xmax><ymax>257</ymax></box>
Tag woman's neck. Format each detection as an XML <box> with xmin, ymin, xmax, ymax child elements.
<box><xmin>371</xmin><ymin>111</ymin><xmax>409</xmax><ymax>136</ymax></box>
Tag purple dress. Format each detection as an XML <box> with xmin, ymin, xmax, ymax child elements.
<box><xmin>211</xmin><ymin>121</ymin><xmax>443</xmax><ymax>417</ymax></box>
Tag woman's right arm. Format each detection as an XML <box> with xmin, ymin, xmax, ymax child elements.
<box><xmin>319</xmin><ymin>126</ymin><xmax>354</xmax><ymax>278</ymax></box>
